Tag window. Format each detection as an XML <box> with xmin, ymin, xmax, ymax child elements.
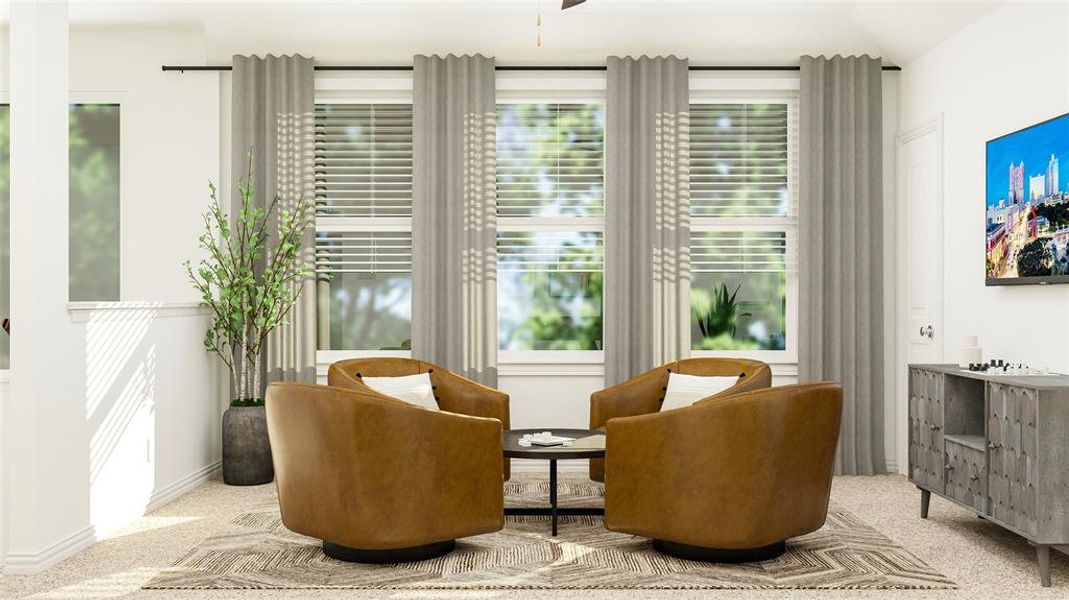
<box><xmin>689</xmin><ymin>101</ymin><xmax>797</xmax><ymax>355</ymax></box>
<box><xmin>69</xmin><ymin>103</ymin><xmax>121</xmax><ymax>301</ymax></box>
<box><xmin>496</xmin><ymin>103</ymin><xmax>605</xmax><ymax>351</ymax></box>
<box><xmin>0</xmin><ymin>103</ymin><xmax>122</xmax><ymax>364</ymax></box>
<box><xmin>314</xmin><ymin>103</ymin><xmax>413</xmax><ymax>351</ymax></box>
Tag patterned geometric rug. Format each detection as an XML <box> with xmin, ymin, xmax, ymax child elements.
<box><xmin>144</xmin><ymin>478</ymin><xmax>956</xmax><ymax>590</ymax></box>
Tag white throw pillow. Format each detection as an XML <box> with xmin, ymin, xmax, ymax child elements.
<box><xmin>361</xmin><ymin>372</ymin><xmax>439</xmax><ymax>411</ymax></box>
<box><xmin>660</xmin><ymin>373</ymin><xmax>739</xmax><ymax>412</ymax></box>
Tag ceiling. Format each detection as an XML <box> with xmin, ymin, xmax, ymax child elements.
<box><xmin>21</xmin><ymin>1</ymin><xmax>1008</xmax><ymax>65</ymax></box>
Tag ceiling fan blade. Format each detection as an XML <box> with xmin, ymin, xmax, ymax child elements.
<box><xmin>562</xmin><ymin>0</ymin><xmax>587</xmax><ymax>9</ymax></box>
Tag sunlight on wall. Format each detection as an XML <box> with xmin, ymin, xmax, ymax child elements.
<box><xmin>85</xmin><ymin>305</ymin><xmax>159</xmax><ymax>537</ymax></box>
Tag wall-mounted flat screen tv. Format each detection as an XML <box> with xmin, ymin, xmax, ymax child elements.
<box><xmin>986</xmin><ymin>111</ymin><xmax>1069</xmax><ymax>285</ymax></box>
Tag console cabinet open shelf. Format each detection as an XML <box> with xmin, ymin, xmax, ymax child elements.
<box><xmin>908</xmin><ymin>364</ymin><xmax>1069</xmax><ymax>587</ymax></box>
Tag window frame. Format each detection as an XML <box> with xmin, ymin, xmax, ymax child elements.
<box><xmin>687</xmin><ymin>84</ymin><xmax>799</xmax><ymax>365</ymax></box>
<box><xmin>314</xmin><ymin>77</ymin><xmax>415</xmax><ymax>364</ymax></box>
<box><xmin>496</xmin><ymin>79</ymin><xmax>607</xmax><ymax>365</ymax></box>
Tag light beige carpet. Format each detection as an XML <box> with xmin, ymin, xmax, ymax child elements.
<box><xmin>143</xmin><ymin>479</ymin><xmax>954</xmax><ymax>590</ymax></box>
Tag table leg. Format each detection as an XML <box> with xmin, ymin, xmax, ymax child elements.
<box><xmin>920</xmin><ymin>488</ymin><xmax>931</xmax><ymax>519</ymax></box>
<box><xmin>1037</xmin><ymin>544</ymin><xmax>1051</xmax><ymax>587</ymax></box>
<box><xmin>550</xmin><ymin>458</ymin><xmax>558</xmax><ymax>536</ymax></box>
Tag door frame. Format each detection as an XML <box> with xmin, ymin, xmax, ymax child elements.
<box><xmin>896</xmin><ymin>114</ymin><xmax>945</xmax><ymax>474</ymax></box>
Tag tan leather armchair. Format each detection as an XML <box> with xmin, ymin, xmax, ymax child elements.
<box><xmin>588</xmin><ymin>358</ymin><xmax>772</xmax><ymax>481</ymax></box>
<box><xmin>604</xmin><ymin>382</ymin><xmax>843</xmax><ymax>562</ymax></box>
<box><xmin>328</xmin><ymin>357</ymin><xmax>512</xmax><ymax>480</ymax></box>
<box><xmin>266</xmin><ymin>382</ymin><xmax>505</xmax><ymax>563</ymax></box>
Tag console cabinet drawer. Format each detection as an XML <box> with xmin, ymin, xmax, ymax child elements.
<box><xmin>909</xmin><ymin>368</ymin><xmax>945</xmax><ymax>493</ymax></box>
<box><xmin>987</xmin><ymin>383</ymin><xmax>1039</xmax><ymax>536</ymax></box>
<box><xmin>945</xmin><ymin>441</ymin><xmax>986</xmax><ymax>513</ymax></box>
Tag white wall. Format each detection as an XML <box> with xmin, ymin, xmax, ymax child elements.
<box><xmin>900</xmin><ymin>2</ymin><xmax>1069</xmax><ymax>371</ymax></box>
<box><xmin>1</xmin><ymin>25</ymin><xmax>223</xmax><ymax>573</ymax></box>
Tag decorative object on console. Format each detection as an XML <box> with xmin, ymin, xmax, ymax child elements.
<box><xmin>958</xmin><ymin>335</ymin><xmax>982</xmax><ymax>368</ymax></box>
<box><xmin>909</xmin><ymin>363</ymin><xmax>1069</xmax><ymax>587</ymax></box>
<box><xmin>661</xmin><ymin>372</ymin><xmax>740</xmax><ymax>411</ymax></box>
<box><xmin>588</xmin><ymin>357</ymin><xmax>771</xmax><ymax>482</ymax></box>
<box><xmin>328</xmin><ymin>357</ymin><xmax>512</xmax><ymax>479</ymax></box>
<box><xmin>604</xmin><ymin>382</ymin><xmax>843</xmax><ymax>563</ymax></box>
<box><xmin>185</xmin><ymin>154</ymin><xmax>314</xmax><ymax>486</ymax></box>
<box><xmin>360</xmin><ymin>372</ymin><xmax>438</xmax><ymax>411</ymax></box>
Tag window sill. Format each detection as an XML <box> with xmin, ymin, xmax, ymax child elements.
<box><xmin>313</xmin><ymin>350</ymin><xmax>796</xmax><ymax>379</ymax></box>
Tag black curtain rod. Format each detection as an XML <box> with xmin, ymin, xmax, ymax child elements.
<box><xmin>163</xmin><ymin>64</ymin><xmax>902</xmax><ymax>73</ymax></box>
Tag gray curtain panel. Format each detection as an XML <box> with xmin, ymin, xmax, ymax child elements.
<box><xmin>799</xmin><ymin>55</ymin><xmax>885</xmax><ymax>475</ymax></box>
<box><xmin>231</xmin><ymin>54</ymin><xmax>317</xmax><ymax>387</ymax></box>
<box><xmin>411</xmin><ymin>54</ymin><xmax>498</xmax><ymax>386</ymax></box>
<box><xmin>604</xmin><ymin>56</ymin><xmax>691</xmax><ymax>386</ymax></box>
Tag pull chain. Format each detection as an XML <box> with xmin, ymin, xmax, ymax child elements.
<box><xmin>537</xmin><ymin>0</ymin><xmax>543</xmax><ymax>47</ymax></box>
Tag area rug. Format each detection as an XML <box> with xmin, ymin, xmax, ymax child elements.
<box><xmin>144</xmin><ymin>478</ymin><xmax>956</xmax><ymax>590</ymax></box>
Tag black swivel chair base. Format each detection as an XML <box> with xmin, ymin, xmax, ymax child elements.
<box><xmin>653</xmin><ymin>539</ymin><xmax>786</xmax><ymax>563</ymax></box>
<box><xmin>323</xmin><ymin>539</ymin><xmax>456</xmax><ymax>564</ymax></box>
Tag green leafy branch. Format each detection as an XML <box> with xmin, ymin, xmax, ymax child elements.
<box><xmin>185</xmin><ymin>152</ymin><xmax>313</xmax><ymax>405</ymax></box>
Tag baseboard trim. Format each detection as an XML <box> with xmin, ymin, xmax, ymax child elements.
<box><xmin>3</xmin><ymin>526</ymin><xmax>96</xmax><ymax>575</ymax></box>
<box><xmin>145</xmin><ymin>460</ymin><xmax>222</xmax><ymax>513</ymax></box>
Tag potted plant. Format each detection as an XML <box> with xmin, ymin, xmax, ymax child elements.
<box><xmin>693</xmin><ymin>283</ymin><xmax>753</xmax><ymax>350</ymax></box>
<box><xmin>186</xmin><ymin>155</ymin><xmax>313</xmax><ymax>485</ymax></box>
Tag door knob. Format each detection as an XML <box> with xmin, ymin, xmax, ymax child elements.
<box><xmin>919</xmin><ymin>325</ymin><xmax>934</xmax><ymax>339</ymax></box>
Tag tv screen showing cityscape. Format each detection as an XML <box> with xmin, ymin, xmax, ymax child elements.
<box><xmin>986</xmin><ymin>111</ymin><xmax>1069</xmax><ymax>285</ymax></box>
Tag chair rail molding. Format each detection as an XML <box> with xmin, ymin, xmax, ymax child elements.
<box><xmin>66</xmin><ymin>301</ymin><xmax>210</xmax><ymax>323</ymax></box>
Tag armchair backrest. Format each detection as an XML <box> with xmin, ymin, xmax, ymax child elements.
<box><xmin>327</xmin><ymin>358</ymin><xmax>511</xmax><ymax>481</ymax></box>
<box><xmin>328</xmin><ymin>357</ymin><xmax>435</xmax><ymax>387</ymax></box>
<box><xmin>674</xmin><ymin>357</ymin><xmax>772</xmax><ymax>402</ymax></box>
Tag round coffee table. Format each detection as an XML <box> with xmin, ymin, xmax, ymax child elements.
<box><xmin>504</xmin><ymin>428</ymin><xmax>605</xmax><ymax>536</ymax></box>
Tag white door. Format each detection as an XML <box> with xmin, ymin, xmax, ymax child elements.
<box><xmin>897</xmin><ymin>117</ymin><xmax>945</xmax><ymax>471</ymax></box>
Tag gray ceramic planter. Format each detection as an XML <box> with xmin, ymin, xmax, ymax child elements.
<box><xmin>222</xmin><ymin>405</ymin><xmax>274</xmax><ymax>485</ymax></box>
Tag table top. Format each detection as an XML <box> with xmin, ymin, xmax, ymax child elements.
<box><xmin>504</xmin><ymin>428</ymin><xmax>605</xmax><ymax>459</ymax></box>
<box><xmin>910</xmin><ymin>363</ymin><xmax>1069</xmax><ymax>389</ymax></box>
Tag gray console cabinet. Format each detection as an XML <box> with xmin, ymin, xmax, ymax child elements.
<box><xmin>908</xmin><ymin>364</ymin><xmax>1069</xmax><ymax>587</ymax></box>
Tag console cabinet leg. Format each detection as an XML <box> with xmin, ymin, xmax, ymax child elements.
<box><xmin>1037</xmin><ymin>545</ymin><xmax>1051</xmax><ymax>587</ymax></box>
<box><xmin>920</xmin><ymin>488</ymin><xmax>931</xmax><ymax>519</ymax></box>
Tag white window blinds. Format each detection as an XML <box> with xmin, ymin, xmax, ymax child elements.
<box><xmin>315</xmin><ymin>231</ymin><xmax>413</xmax><ymax>275</ymax></box>
<box><xmin>690</xmin><ymin>231</ymin><xmax>787</xmax><ymax>274</ymax></box>
<box><xmin>314</xmin><ymin>104</ymin><xmax>413</xmax><ymax>218</ymax></box>
<box><xmin>314</xmin><ymin>104</ymin><xmax>413</xmax><ymax>279</ymax></box>
<box><xmin>496</xmin><ymin>103</ymin><xmax>604</xmax><ymax>218</ymax></box>
<box><xmin>497</xmin><ymin>231</ymin><xmax>604</xmax><ymax>273</ymax></box>
<box><xmin>690</xmin><ymin>103</ymin><xmax>790</xmax><ymax>218</ymax></box>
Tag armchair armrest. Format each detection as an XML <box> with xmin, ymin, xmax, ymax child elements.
<box><xmin>434</xmin><ymin>369</ymin><xmax>510</xmax><ymax>427</ymax></box>
<box><xmin>433</xmin><ymin>369</ymin><xmax>511</xmax><ymax>480</ymax></box>
<box><xmin>589</xmin><ymin>367</ymin><xmax>667</xmax><ymax>430</ymax></box>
